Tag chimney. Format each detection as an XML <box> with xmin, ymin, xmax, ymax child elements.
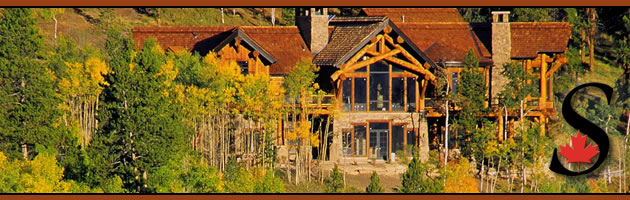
<box><xmin>490</xmin><ymin>11</ymin><xmax>511</xmax><ymax>103</ymax></box>
<box><xmin>295</xmin><ymin>8</ymin><xmax>329</xmax><ymax>54</ymax></box>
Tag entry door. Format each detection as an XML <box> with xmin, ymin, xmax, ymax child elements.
<box><xmin>369</xmin><ymin>129</ymin><xmax>389</xmax><ymax>161</ymax></box>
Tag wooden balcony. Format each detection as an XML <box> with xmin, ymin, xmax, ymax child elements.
<box><xmin>306</xmin><ymin>94</ymin><xmax>335</xmax><ymax>114</ymax></box>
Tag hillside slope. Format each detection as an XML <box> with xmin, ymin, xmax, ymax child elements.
<box><xmin>35</xmin><ymin>8</ymin><xmax>292</xmax><ymax>49</ymax></box>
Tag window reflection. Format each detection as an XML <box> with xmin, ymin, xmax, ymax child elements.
<box><xmin>354</xmin><ymin>125</ymin><xmax>366</xmax><ymax>156</ymax></box>
<box><xmin>342</xmin><ymin>78</ymin><xmax>352</xmax><ymax>111</ymax></box>
<box><xmin>407</xmin><ymin>77</ymin><xmax>416</xmax><ymax>112</ymax></box>
<box><xmin>392</xmin><ymin>77</ymin><xmax>404</xmax><ymax>111</ymax></box>
<box><xmin>354</xmin><ymin>78</ymin><xmax>367</xmax><ymax>111</ymax></box>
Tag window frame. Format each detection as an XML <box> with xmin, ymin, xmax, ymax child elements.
<box><xmin>340</xmin><ymin>61</ymin><xmax>419</xmax><ymax>113</ymax></box>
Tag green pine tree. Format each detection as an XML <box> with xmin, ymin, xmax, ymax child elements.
<box><xmin>324</xmin><ymin>164</ymin><xmax>344</xmax><ymax>193</ymax></box>
<box><xmin>400</xmin><ymin>157</ymin><xmax>443</xmax><ymax>193</ymax></box>
<box><xmin>0</xmin><ymin>8</ymin><xmax>64</xmax><ymax>160</ymax></box>
<box><xmin>365</xmin><ymin>171</ymin><xmax>384</xmax><ymax>193</ymax></box>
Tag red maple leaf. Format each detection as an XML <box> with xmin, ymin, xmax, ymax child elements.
<box><xmin>558</xmin><ymin>130</ymin><xmax>600</xmax><ymax>164</ymax></box>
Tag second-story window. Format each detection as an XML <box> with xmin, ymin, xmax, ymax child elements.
<box><xmin>340</xmin><ymin>61</ymin><xmax>420</xmax><ymax>112</ymax></box>
<box><xmin>237</xmin><ymin>61</ymin><xmax>249</xmax><ymax>75</ymax></box>
<box><xmin>342</xmin><ymin>78</ymin><xmax>352</xmax><ymax>111</ymax></box>
<box><xmin>370</xmin><ymin>61</ymin><xmax>390</xmax><ymax>111</ymax></box>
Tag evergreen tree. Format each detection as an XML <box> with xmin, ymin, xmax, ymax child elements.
<box><xmin>0</xmin><ymin>8</ymin><xmax>64</xmax><ymax>160</ymax></box>
<box><xmin>456</xmin><ymin>50</ymin><xmax>489</xmax><ymax>158</ymax></box>
<box><xmin>365</xmin><ymin>171</ymin><xmax>384</xmax><ymax>193</ymax></box>
<box><xmin>400</xmin><ymin>157</ymin><xmax>443</xmax><ymax>193</ymax></box>
<box><xmin>324</xmin><ymin>164</ymin><xmax>344</xmax><ymax>193</ymax></box>
<box><xmin>92</xmin><ymin>34</ymin><xmax>190</xmax><ymax>192</ymax></box>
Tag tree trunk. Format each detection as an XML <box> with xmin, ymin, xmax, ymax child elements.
<box><xmin>581</xmin><ymin>28</ymin><xmax>586</xmax><ymax>63</ymax></box>
<box><xmin>221</xmin><ymin>8</ymin><xmax>225</xmax><ymax>24</ymax></box>
<box><xmin>587</xmin><ymin>8</ymin><xmax>596</xmax><ymax>71</ymax></box>
<box><xmin>53</xmin><ymin>15</ymin><xmax>58</xmax><ymax>43</ymax></box>
<box><xmin>271</xmin><ymin>8</ymin><xmax>276</xmax><ymax>26</ymax></box>
<box><xmin>21</xmin><ymin>143</ymin><xmax>28</xmax><ymax>160</ymax></box>
<box><xmin>480</xmin><ymin>156</ymin><xmax>485</xmax><ymax>192</ymax></box>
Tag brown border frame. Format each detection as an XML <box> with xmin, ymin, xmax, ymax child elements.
<box><xmin>4</xmin><ymin>1</ymin><xmax>630</xmax><ymax>7</ymax></box>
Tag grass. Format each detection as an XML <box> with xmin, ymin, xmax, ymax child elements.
<box><xmin>579</xmin><ymin>59</ymin><xmax>624</xmax><ymax>87</ymax></box>
<box><xmin>33</xmin><ymin>8</ymin><xmax>289</xmax><ymax>50</ymax></box>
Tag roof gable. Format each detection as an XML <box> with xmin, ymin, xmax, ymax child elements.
<box><xmin>240</xmin><ymin>26</ymin><xmax>313</xmax><ymax>75</ymax></box>
<box><xmin>213</xmin><ymin>27</ymin><xmax>277</xmax><ymax>64</ymax></box>
<box><xmin>132</xmin><ymin>26</ymin><xmax>312</xmax><ymax>75</ymax></box>
<box><xmin>313</xmin><ymin>16</ymin><xmax>437</xmax><ymax>69</ymax></box>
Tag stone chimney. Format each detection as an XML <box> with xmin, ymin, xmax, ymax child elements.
<box><xmin>490</xmin><ymin>11</ymin><xmax>511</xmax><ymax>103</ymax></box>
<box><xmin>295</xmin><ymin>8</ymin><xmax>329</xmax><ymax>54</ymax></box>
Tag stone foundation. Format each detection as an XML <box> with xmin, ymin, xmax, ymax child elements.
<box><xmin>329</xmin><ymin>111</ymin><xmax>429</xmax><ymax>162</ymax></box>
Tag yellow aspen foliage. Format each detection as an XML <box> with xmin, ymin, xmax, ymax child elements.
<box><xmin>287</xmin><ymin>121</ymin><xmax>319</xmax><ymax>149</ymax></box>
<box><xmin>0</xmin><ymin>152</ymin><xmax>72</xmax><ymax>193</ymax></box>
<box><xmin>444</xmin><ymin>158</ymin><xmax>479</xmax><ymax>193</ymax></box>
<box><xmin>84</xmin><ymin>57</ymin><xmax>110</xmax><ymax>88</ymax></box>
<box><xmin>57</xmin><ymin>57</ymin><xmax>109</xmax><ymax>147</ymax></box>
<box><xmin>484</xmin><ymin>140</ymin><xmax>499</xmax><ymax>156</ymax></box>
<box><xmin>155</xmin><ymin>60</ymin><xmax>178</xmax><ymax>97</ymax></box>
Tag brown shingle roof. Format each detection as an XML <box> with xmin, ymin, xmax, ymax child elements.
<box><xmin>132</xmin><ymin>26</ymin><xmax>312</xmax><ymax>75</ymax></box>
<box><xmin>313</xmin><ymin>17</ymin><xmax>384</xmax><ymax>66</ymax></box>
<box><xmin>397</xmin><ymin>23</ymin><xmax>492</xmax><ymax>65</ymax></box>
<box><xmin>510</xmin><ymin>22</ymin><xmax>572</xmax><ymax>58</ymax></box>
<box><xmin>361</xmin><ymin>8</ymin><xmax>464</xmax><ymax>23</ymax></box>
<box><xmin>240</xmin><ymin>26</ymin><xmax>312</xmax><ymax>75</ymax></box>
<box><xmin>133</xmin><ymin>26</ymin><xmax>236</xmax><ymax>55</ymax></box>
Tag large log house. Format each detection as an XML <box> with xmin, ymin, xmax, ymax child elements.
<box><xmin>133</xmin><ymin>8</ymin><xmax>572</xmax><ymax>162</ymax></box>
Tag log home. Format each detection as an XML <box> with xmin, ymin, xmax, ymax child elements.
<box><xmin>132</xmin><ymin>8</ymin><xmax>572</xmax><ymax>163</ymax></box>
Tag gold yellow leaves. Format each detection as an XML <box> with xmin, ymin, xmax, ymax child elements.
<box><xmin>286</xmin><ymin>121</ymin><xmax>319</xmax><ymax>149</ymax></box>
<box><xmin>58</xmin><ymin>57</ymin><xmax>110</xmax><ymax>99</ymax></box>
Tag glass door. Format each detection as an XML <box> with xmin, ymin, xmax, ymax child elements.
<box><xmin>369</xmin><ymin>123</ymin><xmax>389</xmax><ymax>161</ymax></box>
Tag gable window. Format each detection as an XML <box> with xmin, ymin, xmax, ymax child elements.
<box><xmin>370</xmin><ymin>62</ymin><xmax>390</xmax><ymax>112</ymax></box>
<box><xmin>237</xmin><ymin>61</ymin><xmax>249</xmax><ymax>75</ymax></box>
<box><xmin>354</xmin><ymin>78</ymin><xmax>367</xmax><ymax>111</ymax></box>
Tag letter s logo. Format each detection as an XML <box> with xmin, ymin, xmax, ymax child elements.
<box><xmin>549</xmin><ymin>82</ymin><xmax>613</xmax><ymax>176</ymax></box>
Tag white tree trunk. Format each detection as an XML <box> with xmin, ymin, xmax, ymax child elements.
<box><xmin>221</xmin><ymin>8</ymin><xmax>225</xmax><ymax>24</ymax></box>
<box><xmin>271</xmin><ymin>8</ymin><xmax>276</xmax><ymax>26</ymax></box>
<box><xmin>53</xmin><ymin>15</ymin><xmax>58</xmax><ymax>42</ymax></box>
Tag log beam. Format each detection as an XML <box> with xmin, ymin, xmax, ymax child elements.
<box><xmin>331</xmin><ymin>48</ymin><xmax>402</xmax><ymax>81</ymax></box>
<box><xmin>383</xmin><ymin>56</ymin><xmax>435</xmax><ymax>80</ymax></box>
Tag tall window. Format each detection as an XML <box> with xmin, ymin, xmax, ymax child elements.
<box><xmin>342</xmin><ymin>78</ymin><xmax>352</xmax><ymax>111</ymax></box>
<box><xmin>354</xmin><ymin>78</ymin><xmax>367</xmax><ymax>111</ymax></box>
<box><xmin>392</xmin><ymin>77</ymin><xmax>405</xmax><ymax>111</ymax></box>
<box><xmin>370</xmin><ymin>62</ymin><xmax>389</xmax><ymax>111</ymax></box>
<box><xmin>407</xmin><ymin>77</ymin><xmax>417</xmax><ymax>112</ymax></box>
<box><xmin>392</xmin><ymin>125</ymin><xmax>405</xmax><ymax>154</ymax></box>
<box><xmin>354</xmin><ymin>125</ymin><xmax>367</xmax><ymax>156</ymax></box>
<box><xmin>237</xmin><ymin>61</ymin><xmax>249</xmax><ymax>75</ymax></box>
<box><xmin>342</xmin><ymin>129</ymin><xmax>352</xmax><ymax>156</ymax></box>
